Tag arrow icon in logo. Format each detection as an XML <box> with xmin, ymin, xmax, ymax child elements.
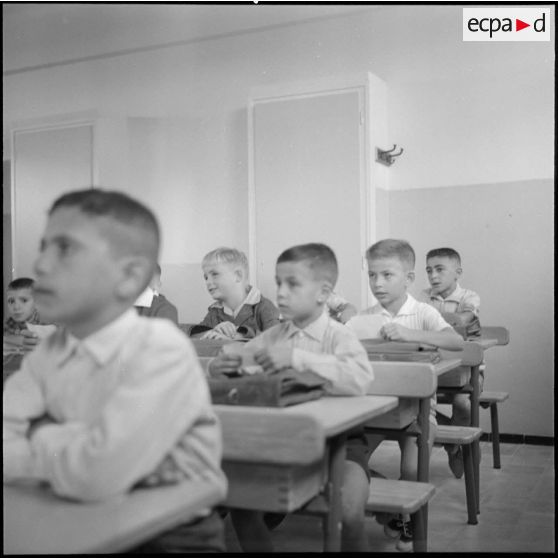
<box><xmin>516</xmin><ymin>19</ymin><xmax>530</xmax><ymax>31</ymax></box>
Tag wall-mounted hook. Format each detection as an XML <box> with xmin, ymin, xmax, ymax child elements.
<box><xmin>376</xmin><ymin>144</ymin><xmax>404</xmax><ymax>166</ymax></box>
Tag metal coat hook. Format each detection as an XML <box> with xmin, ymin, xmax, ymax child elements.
<box><xmin>376</xmin><ymin>144</ymin><xmax>404</xmax><ymax>166</ymax></box>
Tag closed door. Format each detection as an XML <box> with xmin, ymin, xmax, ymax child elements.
<box><xmin>251</xmin><ymin>89</ymin><xmax>367</xmax><ymax>307</ymax></box>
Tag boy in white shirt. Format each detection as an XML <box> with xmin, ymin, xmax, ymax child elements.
<box><xmin>3</xmin><ymin>188</ymin><xmax>227</xmax><ymax>552</ymax></box>
<box><xmin>210</xmin><ymin>243</ymin><xmax>374</xmax><ymax>552</ymax></box>
<box><xmin>355</xmin><ymin>238</ymin><xmax>463</xmax><ymax>552</ymax></box>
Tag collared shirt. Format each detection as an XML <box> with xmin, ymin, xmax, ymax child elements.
<box><xmin>3</xmin><ymin>308</ymin><xmax>227</xmax><ymax>502</ymax></box>
<box><xmin>243</xmin><ymin>312</ymin><xmax>374</xmax><ymax>396</ymax></box>
<box><xmin>361</xmin><ymin>294</ymin><xmax>451</xmax><ymax>419</ymax></box>
<box><xmin>362</xmin><ymin>294</ymin><xmax>452</xmax><ymax>332</ymax></box>
<box><xmin>191</xmin><ymin>286</ymin><xmax>280</xmax><ymax>338</ymax></box>
<box><xmin>216</xmin><ymin>285</ymin><xmax>261</xmax><ymax>318</ymax></box>
<box><xmin>421</xmin><ymin>283</ymin><xmax>480</xmax><ymax>316</ymax></box>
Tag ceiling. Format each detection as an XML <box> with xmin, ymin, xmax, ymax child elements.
<box><xmin>3</xmin><ymin>2</ymin><xmax>377</xmax><ymax>73</ymax></box>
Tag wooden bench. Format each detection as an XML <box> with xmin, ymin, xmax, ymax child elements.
<box><xmin>363</xmin><ymin>361</ymin><xmax>439</xmax><ymax>552</ymax></box>
<box><xmin>365</xmin><ymin>478</ymin><xmax>436</xmax><ymax>553</ymax></box>
<box><xmin>434</xmin><ymin>424</ymin><xmax>483</xmax><ymax>525</ymax></box>
<box><xmin>479</xmin><ymin>391</ymin><xmax>509</xmax><ymax>469</ymax></box>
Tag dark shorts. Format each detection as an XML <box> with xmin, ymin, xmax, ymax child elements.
<box><xmin>346</xmin><ymin>427</ymin><xmax>371</xmax><ymax>481</ymax></box>
<box><xmin>128</xmin><ymin>509</ymin><xmax>225</xmax><ymax>553</ymax></box>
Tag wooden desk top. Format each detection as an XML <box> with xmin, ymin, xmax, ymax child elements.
<box><xmin>4</xmin><ymin>479</ymin><xmax>224</xmax><ymax>555</ymax></box>
<box><xmin>215</xmin><ymin>394</ymin><xmax>398</xmax><ymax>441</ymax></box>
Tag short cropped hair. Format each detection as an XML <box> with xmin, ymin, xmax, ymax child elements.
<box><xmin>202</xmin><ymin>247</ymin><xmax>249</xmax><ymax>276</ymax></box>
<box><xmin>50</xmin><ymin>188</ymin><xmax>160</xmax><ymax>263</ymax></box>
<box><xmin>366</xmin><ymin>239</ymin><xmax>416</xmax><ymax>271</ymax></box>
<box><xmin>426</xmin><ymin>247</ymin><xmax>461</xmax><ymax>266</ymax></box>
<box><xmin>8</xmin><ymin>277</ymin><xmax>35</xmax><ymax>291</ymax></box>
<box><xmin>277</xmin><ymin>243</ymin><xmax>339</xmax><ymax>286</ymax></box>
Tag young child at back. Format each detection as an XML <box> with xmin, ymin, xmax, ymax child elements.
<box><xmin>3</xmin><ymin>278</ymin><xmax>57</xmax><ymax>384</ymax></box>
<box><xmin>134</xmin><ymin>263</ymin><xmax>179</xmax><ymax>324</ymax></box>
<box><xmin>190</xmin><ymin>247</ymin><xmax>280</xmax><ymax>339</ymax></box>
<box><xmin>210</xmin><ymin>243</ymin><xmax>374</xmax><ymax>552</ymax></box>
<box><xmin>3</xmin><ymin>188</ymin><xmax>227</xmax><ymax>552</ymax></box>
<box><xmin>422</xmin><ymin>247</ymin><xmax>482</xmax><ymax>479</ymax></box>
<box><xmin>356</xmin><ymin>239</ymin><xmax>463</xmax><ymax>552</ymax></box>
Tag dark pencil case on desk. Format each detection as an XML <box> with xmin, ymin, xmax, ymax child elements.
<box><xmin>208</xmin><ymin>369</ymin><xmax>328</xmax><ymax>407</ymax></box>
<box><xmin>360</xmin><ymin>339</ymin><xmax>441</xmax><ymax>363</ymax></box>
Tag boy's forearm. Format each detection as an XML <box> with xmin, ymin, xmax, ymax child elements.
<box><xmin>406</xmin><ymin>328</ymin><xmax>465</xmax><ymax>350</ymax></box>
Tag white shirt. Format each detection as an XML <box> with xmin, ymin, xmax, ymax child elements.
<box><xmin>3</xmin><ymin>308</ymin><xmax>227</xmax><ymax>502</ymax></box>
<box><xmin>361</xmin><ymin>294</ymin><xmax>451</xmax><ymax>332</ymax></box>
<box><xmin>243</xmin><ymin>312</ymin><xmax>374</xmax><ymax>396</ymax></box>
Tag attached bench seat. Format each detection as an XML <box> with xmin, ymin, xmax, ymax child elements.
<box><xmin>434</xmin><ymin>425</ymin><xmax>482</xmax><ymax>525</ymax></box>
<box><xmin>479</xmin><ymin>391</ymin><xmax>509</xmax><ymax>469</ymax></box>
<box><xmin>366</xmin><ymin>478</ymin><xmax>436</xmax><ymax>553</ymax></box>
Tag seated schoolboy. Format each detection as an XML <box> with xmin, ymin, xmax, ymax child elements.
<box><xmin>3</xmin><ymin>188</ymin><xmax>227</xmax><ymax>552</ymax></box>
<box><xmin>134</xmin><ymin>263</ymin><xmax>179</xmax><ymax>324</ymax></box>
<box><xmin>422</xmin><ymin>247</ymin><xmax>482</xmax><ymax>479</ymax></box>
<box><xmin>190</xmin><ymin>247</ymin><xmax>280</xmax><ymax>339</ymax></box>
<box><xmin>209</xmin><ymin>243</ymin><xmax>374</xmax><ymax>552</ymax></box>
<box><xmin>358</xmin><ymin>239</ymin><xmax>463</xmax><ymax>553</ymax></box>
<box><xmin>3</xmin><ymin>277</ymin><xmax>57</xmax><ymax>385</ymax></box>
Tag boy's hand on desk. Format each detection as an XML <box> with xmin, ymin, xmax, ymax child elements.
<box><xmin>21</xmin><ymin>330</ymin><xmax>40</xmax><ymax>352</ymax></box>
<box><xmin>212</xmin><ymin>321</ymin><xmax>238</xmax><ymax>339</ymax></box>
<box><xmin>380</xmin><ymin>323</ymin><xmax>415</xmax><ymax>342</ymax></box>
<box><xmin>254</xmin><ymin>346</ymin><xmax>293</xmax><ymax>373</ymax></box>
<box><xmin>209</xmin><ymin>354</ymin><xmax>242</xmax><ymax>375</ymax></box>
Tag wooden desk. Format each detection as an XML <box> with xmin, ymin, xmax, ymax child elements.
<box><xmin>361</xmin><ymin>357</ymin><xmax>461</xmax><ymax>552</ymax></box>
<box><xmin>3</xmin><ymin>479</ymin><xmax>225</xmax><ymax>554</ymax></box>
<box><xmin>438</xmin><ymin>338</ymin><xmax>499</xmax><ymax>514</ymax></box>
<box><xmin>215</xmin><ymin>395</ymin><xmax>398</xmax><ymax>552</ymax></box>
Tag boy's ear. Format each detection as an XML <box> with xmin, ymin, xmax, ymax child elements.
<box><xmin>115</xmin><ymin>256</ymin><xmax>153</xmax><ymax>300</ymax></box>
<box><xmin>317</xmin><ymin>281</ymin><xmax>333</xmax><ymax>304</ymax></box>
<box><xmin>406</xmin><ymin>270</ymin><xmax>416</xmax><ymax>284</ymax></box>
<box><xmin>234</xmin><ymin>268</ymin><xmax>244</xmax><ymax>282</ymax></box>
<box><xmin>456</xmin><ymin>267</ymin><xmax>463</xmax><ymax>277</ymax></box>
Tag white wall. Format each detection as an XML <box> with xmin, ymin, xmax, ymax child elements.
<box><xmin>3</xmin><ymin>5</ymin><xmax>554</xmax><ymax>436</ymax></box>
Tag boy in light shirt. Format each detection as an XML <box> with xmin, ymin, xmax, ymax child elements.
<box><xmin>422</xmin><ymin>247</ymin><xmax>482</xmax><ymax>478</ymax></box>
<box><xmin>3</xmin><ymin>188</ymin><xmax>227</xmax><ymax>552</ymax></box>
<box><xmin>352</xmin><ymin>238</ymin><xmax>463</xmax><ymax>552</ymax></box>
<box><xmin>210</xmin><ymin>243</ymin><xmax>374</xmax><ymax>552</ymax></box>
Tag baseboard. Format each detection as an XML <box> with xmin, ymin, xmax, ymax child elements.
<box><xmin>480</xmin><ymin>433</ymin><xmax>554</xmax><ymax>446</ymax></box>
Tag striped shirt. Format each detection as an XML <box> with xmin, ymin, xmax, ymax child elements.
<box><xmin>243</xmin><ymin>311</ymin><xmax>374</xmax><ymax>396</ymax></box>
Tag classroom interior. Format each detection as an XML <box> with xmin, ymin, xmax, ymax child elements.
<box><xmin>3</xmin><ymin>3</ymin><xmax>555</xmax><ymax>553</ymax></box>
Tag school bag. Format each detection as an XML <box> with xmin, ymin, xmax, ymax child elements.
<box><xmin>359</xmin><ymin>339</ymin><xmax>442</xmax><ymax>363</ymax></box>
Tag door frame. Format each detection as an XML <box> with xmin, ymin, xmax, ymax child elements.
<box><xmin>247</xmin><ymin>72</ymin><xmax>388</xmax><ymax>308</ymax></box>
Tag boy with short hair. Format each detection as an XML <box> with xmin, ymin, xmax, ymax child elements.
<box><xmin>423</xmin><ymin>247</ymin><xmax>482</xmax><ymax>479</ymax></box>
<box><xmin>210</xmin><ymin>243</ymin><xmax>374</xmax><ymax>552</ymax></box>
<box><xmin>134</xmin><ymin>263</ymin><xmax>179</xmax><ymax>324</ymax></box>
<box><xmin>4</xmin><ymin>277</ymin><xmax>56</xmax><ymax>341</ymax></box>
<box><xmin>3</xmin><ymin>188</ymin><xmax>227</xmax><ymax>552</ymax></box>
<box><xmin>190</xmin><ymin>246</ymin><xmax>280</xmax><ymax>339</ymax></box>
<box><xmin>358</xmin><ymin>239</ymin><xmax>463</xmax><ymax>552</ymax></box>
<box><xmin>3</xmin><ymin>277</ymin><xmax>57</xmax><ymax>385</ymax></box>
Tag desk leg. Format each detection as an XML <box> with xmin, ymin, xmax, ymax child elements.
<box><xmin>323</xmin><ymin>434</ymin><xmax>345</xmax><ymax>552</ymax></box>
<box><xmin>470</xmin><ymin>364</ymin><xmax>480</xmax><ymax>515</ymax></box>
<box><xmin>414</xmin><ymin>397</ymin><xmax>431</xmax><ymax>552</ymax></box>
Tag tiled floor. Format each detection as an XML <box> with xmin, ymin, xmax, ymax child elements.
<box><xmin>223</xmin><ymin>441</ymin><xmax>555</xmax><ymax>552</ymax></box>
